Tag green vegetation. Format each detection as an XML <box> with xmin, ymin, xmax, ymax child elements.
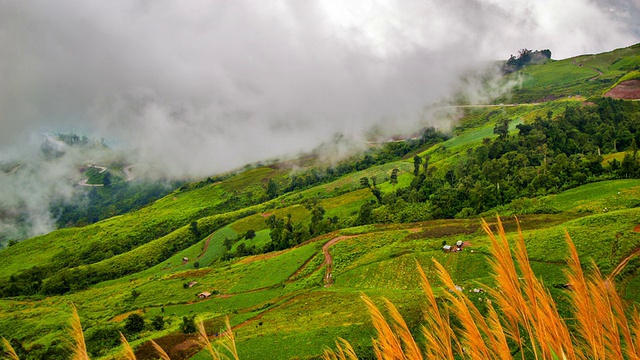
<box><xmin>1</xmin><ymin>44</ymin><xmax>640</xmax><ymax>360</ymax></box>
<box><xmin>504</xmin><ymin>43</ymin><xmax>640</xmax><ymax>102</ymax></box>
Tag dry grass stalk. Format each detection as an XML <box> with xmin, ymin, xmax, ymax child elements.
<box><xmin>2</xmin><ymin>337</ymin><xmax>20</xmax><ymax>360</ymax></box>
<box><xmin>119</xmin><ymin>332</ymin><xmax>137</xmax><ymax>360</ymax></box>
<box><xmin>362</xmin><ymin>294</ymin><xmax>404</xmax><ymax>359</ymax></box>
<box><xmin>197</xmin><ymin>319</ymin><xmax>221</xmax><ymax>359</ymax></box>
<box><xmin>69</xmin><ymin>304</ymin><xmax>90</xmax><ymax>360</ymax></box>
<box><xmin>325</xmin><ymin>216</ymin><xmax>640</xmax><ymax>360</ymax></box>
<box><xmin>150</xmin><ymin>340</ymin><xmax>171</xmax><ymax>360</ymax></box>
<box><xmin>194</xmin><ymin>316</ymin><xmax>239</xmax><ymax>360</ymax></box>
<box><xmin>416</xmin><ymin>262</ymin><xmax>455</xmax><ymax>359</ymax></box>
<box><xmin>322</xmin><ymin>338</ymin><xmax>358</xmax><ymax>360</ymax></box>
<box><xmin>433</xmin><ymin>259</ymin><xmax>492</xmax><ymax>359</ymax></box>
<box><xmin>218</xmin><ymin>317</ymin><xmax>239</xmax><ymax>360</ymax></box>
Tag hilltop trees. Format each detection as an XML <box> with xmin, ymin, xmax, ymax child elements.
<box><xmin>502</xmin><ymin>48</ymin><xmax>552</xmax><ymax>74</ymax></box>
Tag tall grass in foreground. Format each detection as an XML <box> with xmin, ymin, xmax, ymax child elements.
<box><xmin>325</xmin><ymin>217</ymin><xmax>640</xmax><ymax>360</ymax></box>
<box><xmin>1</xmin><ymin>311</ymin><xmax>237</xmax><ymax>360</ymax></box>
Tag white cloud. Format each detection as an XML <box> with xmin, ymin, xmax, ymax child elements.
<box><xmin>0</xmin><ymin>0</ymin><xmax>638</xmax><ymax>237</ymax></box>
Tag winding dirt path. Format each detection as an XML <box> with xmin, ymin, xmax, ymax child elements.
<box><xmin>195</xmin><ymin>233</ymin><xmax>214</xmax><ymax>261</ymax></box>
<box><xmin>322</xmin><ymin>235</ymin><xmax>356</xmax><ymax>287</ymax></box>
<box><xmin>78</xmin><ymin>164</ymin><xmax>139</xmax><ymax>187</ymax></box>
<box><xmin>78</xmin><ymin>165</ymin><xmax>107</xmax><ymax>187</ymax></box>
<box><xmin>123</xmin><ymin>164</ymin><xmax>136</xmax><ymax>181</ymax></box>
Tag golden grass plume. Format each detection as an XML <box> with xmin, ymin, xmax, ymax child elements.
<box><xmin>2</xmin><ymin>337</ymin><xmax>20</xmax><ymax>360</ymax></box>
<box><xmin>69</xmin><ymin>303</ymin><xmax>90</xmax><ymax>360</ymax></box>
<box><xmin>325</xmin><ymin>216</ymin><xmax>640</xmax><ymax>359</ymax></box>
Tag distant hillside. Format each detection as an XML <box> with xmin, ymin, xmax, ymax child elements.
<box><xmin>502</xmin><ymin>43</ymin><xmax>640</xmax><ymax>103</ymax></box>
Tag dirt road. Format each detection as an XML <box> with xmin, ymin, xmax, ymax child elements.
<box><xmin>322</xmin><ymin>235</ymin><xmax>356</xmax><ymax>287</ymax></box>
<box><xmin>78</xmin><ymin>165</ymin><xmax>107</xmax><ymax>187</ymax></box>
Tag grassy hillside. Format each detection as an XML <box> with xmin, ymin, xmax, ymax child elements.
<box><xmin>506</xmin><ymin>43</ymin><xmax>640</xmax><ymax>102</ymax></box>
<box><xmin>2</xmin><ymin>44</ymin><xmax>640</xmax><ymax>360</ymax></box>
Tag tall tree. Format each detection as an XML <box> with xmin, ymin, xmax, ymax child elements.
<box><xmin>413</xmin><ymin>155</ymin><xmax>422</xmax><ymax>176</ymax></box>
<box><xmin>266</xmin><ymin>179</ymin><xmax>279</xmax><ymax>199</ymax></box>
<box><xmin>390</xmin><ymin>168</ymin><xmax>399</xmax><ymax>187</ymax></box>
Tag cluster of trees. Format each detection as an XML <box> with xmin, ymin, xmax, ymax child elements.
<box><xmin>265</xmin><ymin>200</ymin><xmax>339</xmax><ymax>252</ymax></box>
<box><xmin>502</xmin><ymin>48</ymin><xmax>552</xmax><ymax>74</ymax></box>
<box><xmin>279</xmin><ymin>127</ymin><xmax>449</xmax><ymax>195</ymax></box>
<box><xmin>53</xmin><ymin>182</ymin><xmax>178</xmax><ymax>228</ymax></box>
<box><xmin>355</xmin><ymin>98</ymin><xmax>640</xmax><ymax>222</ymax></box>
<box><xmin>221</xmin><ymin>200</ymin><xmax>340</xmax><ymax>260</ymax></box>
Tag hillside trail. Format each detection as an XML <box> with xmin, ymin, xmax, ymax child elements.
<box><xmin>78</xmin><ymin>164</ymin><xmax>107</xmax><ymax>187</ymax></box>
<box><xmin>123</xmin><ymin>164</ymin><xmax>136</xmax><ymax>181</ymax></box>
<box><xmin>78</xmin><ymin>164</ymin><xmax>138</xmax><ymax>186</ymax></box>
<box><xmin>195</xmin><ymin>233</ymin><xmax>215</xmax><ymax>261</ymax></box>
<box><xmin>322</xmin><ymin>235</ymin><xmax>357</xmax><ymax>287</ymax></box>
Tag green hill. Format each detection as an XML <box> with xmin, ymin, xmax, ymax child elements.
<box><xmin>2</xmin><ymin>44</ymin><xmax>640</xmax><ymax>360</ymax></box>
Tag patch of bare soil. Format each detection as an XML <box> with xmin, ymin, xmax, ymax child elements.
<box><xmin>168</xmin><ymin>268</ymin><xmax>212</xmax><ymax>279</ymax></box>
<box><xmin>135</xmin><ymin>333</ymin><xmax>199</xmax><ymax>360</ymax></box>
<box><xmin>109</xmin><ymin>309</ymin><xmax>144</xmax><ymax>323</ymax></box>
<box><xmin>322</xmin><ymin>235</ymin><xmax>357</xmax><ymax>287</ymax></box>
<box><xmin>633</xmin><ymin>224</ymin><xmax>640</xmax><ymax>233</ymax></box>
<box><xmin>605</xmin><ymin>80</ymin><xmax>640</xmax><ymax>100</ymax></box>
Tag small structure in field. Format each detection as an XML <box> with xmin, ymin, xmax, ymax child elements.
<box><xmin>187</xmin><ymin>281</ymin><xmax>198</xmax><ymax>288</ymax></box>
<box><xmin>182</xmin><ymin>257</ymin><xmax>189</xmax><ymax>263</ymax></box>
<box><xmin>443</xmin><ymin>245</ymin><xmax>452</xmax><ymax>252</ymax></box>
<box><xmin>197</xmin><ymin>292</ymin><xmax>212</xmax><ymax>299</ymax></box>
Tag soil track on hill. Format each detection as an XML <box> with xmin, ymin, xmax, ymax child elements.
<box><xmin>322</xmin><ymin>235</ymin><xmax>357</xmax><ymax>287</ymax></box>
<box><xmin>78</xmin><ymin>165</ymin><xmax>107</xmax><ymax>186</ymax></box>
<box><xmin>605</xmin><ymin>80</ymin><xmax>640</xmax><ymax>100</ymax></box>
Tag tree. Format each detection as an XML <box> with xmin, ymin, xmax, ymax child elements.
<box><xmin>493</xmin><ymin>118</ymin><xmax>510</xmax><ymax>140</ymax></box>
<box><xmin>190</xmin><ymin>221</ymin><xmax>200</xmax><ymax>238</ymax></box>
<box><xmin>244</xmin><ymin>229</ymin><xmax>256</xmax><ymax>240</ymax></box>
<box><xmin>423</xmin><ymin>155</ymin><xmax>430</xmax><ymax>175</ymax></box>
<box><xmin>390</xmin><ymin>168</ymin><xmax>399</xmax><ymax>187</ymax></box>
<box><xmin>266</xmin><ymin>179</ymin><xmax>279</xmax><ymax>199</ymax></box>
<box><xmin>151</xmin><ymin>316</ymin><xmax>165</xmax><ymax>331</ymax></box>
<box><xmin>181</xmin><ymin>316</ymin><xmax>196</xmax><ymax>334</ymax></box>
<box><xmin>124</xmin><ymin>313</ymin><xmax>145</xmax><ymax>334</ymax></box>
<box><xmin>413</xmin><ymin>155</ymin><xmax>422</xmax><ymax>176</ymax></box>
<box><xmin>102</xmin><ymin>172</ymin><xmax>111</xmax><ymax>187</ymax></box>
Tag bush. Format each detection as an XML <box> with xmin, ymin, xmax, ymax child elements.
<box><xmin>124</xmin><ymin>313</ymin><xmax>145</xmax><ymax>334</ymax></box>
<box><xmin>86</xmin><ymin>326</ymin><xmax>120</xmax><ymax>357</ymax></box>
<box><xmin>181</xmin><ymin>316</ymin><xmax>196</xmax><ymax>334</ymax></box>
<box><xmin>151</xmin><ymin>316</ymin><xmax>165</xmax><ymax>331</ymax></box>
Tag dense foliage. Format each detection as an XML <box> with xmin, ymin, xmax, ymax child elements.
<box><xmin>52</xmin><ymin>181</ymin><xmax>179</xmax><ymax>228</ymax></box>
<box><xmin>359</xmin><ymin>98</ymin><xmax>640</xmax><ymax>223</ymax></box>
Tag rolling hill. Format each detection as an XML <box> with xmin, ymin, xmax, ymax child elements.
<box><xmin>1</xmin><ymin>44</ymin><xmax>640</xmax><ymax>360</ymax></box>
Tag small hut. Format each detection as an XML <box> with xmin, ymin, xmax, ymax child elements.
<box><xmin>197</xmin><ymin>292</ymin><xmax>212</xmax><ymax>299</ymax></box>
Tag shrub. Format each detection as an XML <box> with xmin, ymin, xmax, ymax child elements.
<box><xmin>124</xmin><ymin>313</ymin><xmax>145</xmax><ymax>334</ymax></box>
<box><xmin>151</xmin><ymin>316</ymin><xmax>165</xmax><ymax>331</ymax></box>
<box><xmin>181</xmin><ymin>316</ymin><xmax>196</xmax><ymax>334</ymax></box>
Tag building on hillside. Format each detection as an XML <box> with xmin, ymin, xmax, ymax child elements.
<box><xmin>198</xmin><ymin>292</ymin><xmax>211</xmax><ymax>299</ymax></box>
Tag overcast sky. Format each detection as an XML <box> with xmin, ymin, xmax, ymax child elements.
<box><xmin>1</xmin><ymin>0</ymin><xmax>639</xmax><ymax>176</ymax></box>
